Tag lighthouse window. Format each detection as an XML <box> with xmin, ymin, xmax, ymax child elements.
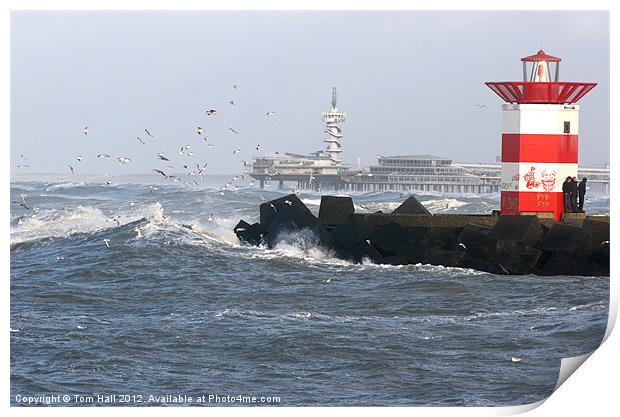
<box><xmin>564</xmin><ymin>121</ymin><xmax>571</xmax><ymax>134</ymax></box>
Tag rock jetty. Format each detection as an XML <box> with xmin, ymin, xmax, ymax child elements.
<box><xmin>234</xmin><ymin>194</ymin><xmax>609</xmax><ymax>276</ymax></box>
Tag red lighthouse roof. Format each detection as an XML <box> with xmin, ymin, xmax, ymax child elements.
<box><xmin>521</xmin><ymin>49</ymin><xmax>561</xmax><ymax>62</ymax></box>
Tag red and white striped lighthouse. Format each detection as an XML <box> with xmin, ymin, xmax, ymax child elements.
<box><xmin>486</xmin><ymin>49</ymin><xmax>597</xmax><ymax>221</ymax></box>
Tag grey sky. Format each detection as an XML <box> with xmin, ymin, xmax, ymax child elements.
<box><xmin>11</xmin><ymin>11</ymin><xmax>609</xmax><ymax>175</ymax></box>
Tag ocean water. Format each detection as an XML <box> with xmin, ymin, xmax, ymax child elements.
<box><xmin>10</xmin><ymin>178</ymin><xmax>610</xmax><ymax>406</ymax></box>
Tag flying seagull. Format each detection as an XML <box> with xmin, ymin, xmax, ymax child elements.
<box><xmin>68</xmin><ymin>165</ymin><xmax>75</xmax><ymax>174</ymax></box>
<box><xmin>137</xmin><ymin>136</ymin><xmax>146</xmax><ymax>144</ymax></box>
<box><xmin>233</xmin><ymin>84</ymin><xmax>239</xmax><ymax>89</ymax></box>
<box><xmin>77</xmin><ymin>155</ymin><xmax>83</xmax><ymax>162</ymax></box>
<box><xmin>206</xmin><ymin>109</ymin><xmax>217</xmax><ymax>116</ymax></box>
<box><xmin>84</xmin><ymin>126</ymin><xmax>88</xmax><ymax>136</ymax></box>
<box><xmin>256</xmin><ymin>144</ymin><xmax>261</xmax><ymax>150</ymax></box>
<box><xmin>97</xmin><ymin>154</ymin><xmax>111</xmax><ymax>158</ymax></box>
<box><xmin>17</xmin><ymin>164</ymin><xmax>30</xmax><ymax>168</ymax></box>
<box><xmin>229</xmin><ymin>100</ymin><xmax>236</xmax><ymax>106</ymax></box>
<box><xmin>145</xmin><ymin>128</ymin><xmax>154</xmax><ymax>137</ymax></box>
<box><xmin>266</xmin><ymin>111</ymin><xmax>275</xmax><ymax>116</ymax></box>
<box><xmin>103</xmin><ymin>238</ymin><xmax>111</xmax><ymax>248</ymax></box>
<box><xmin>228</xmin><ymin>127</ymin><xmax>239</xmax><ymax>134</ymax></box>
<box><xmin>475</xmin><ymin>104</ymin><xmax>487</xmax><ymax>108</ymax></box>
<box><xmin>152</xmin><ymin>169</ymin><xmax>167</xmax><ymax>177</ymax></box>
<box><xmin>196</xmin><ymin>126</ymin><xmax>204</xmax><ymax>135</ymax></box>
<box><xmin>117</xmin><ymin>156</ymin><xmax>131</xmax><ymax>164</ymax></box>
<box><xmin>157</xmin><ymin>153</ymin><xmax>170</xmax><ymax>161</ymax></box>
<box><xmin>232</xmin><ymin>148</ymin><xmax>242</xmax><ymax>155</ymax></box>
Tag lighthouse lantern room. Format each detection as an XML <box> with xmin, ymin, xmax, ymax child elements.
<box><xmin>486</xmin><ymin>49</ymin><xmax>596</xmax><ymax>221</ymax></box>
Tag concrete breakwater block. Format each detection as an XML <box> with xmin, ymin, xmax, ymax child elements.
<box><xmin>329</xmin><ymin>215</ymin><xmax>380</xmax><ymax>249</ymax></box>
<box><xmin>539</xmin><ymin>250</ymin><xmax>608</xmax><ymax>276</ymax></box>
<box><xmin>233</xmin><ymin>220</ymin><xmax>264</xmax><ymax>246</ymax></box>
<box><xmin>494</xmin><ymin>241</ymin><xmax>544</xmax><ymax>275</ymax></box>
<box><xmin>259</xmin><ymin>194</ymin><xmax>313</xmax><ymax>230</ymax></box>
<box><xmin>367</xmin><ymin>222</ymin><xmax>428</xmax><ymax>262</ymax></box>
<box><xmin>392</xmin><ymin>196</ymin><xmax>432</xmax><ymax>215</ymax></box>
<box><xmin>234</xmin><ymin>194</ymin><xmax>609</xmax><ymax>276</ymax></box>
<box><xmin>488</xmin><ymin>215</ymin><xmax>546</xmax><ymax>247</ymax></box>
<box><xmin>537</xmin><ymin>223</ymin><xmax>591</xmax><ymax>258</ymax></box>
<box><xmin>318</xmin><ymin>196</ymin><xmax>355</xmax><ymax>228</ymax></box>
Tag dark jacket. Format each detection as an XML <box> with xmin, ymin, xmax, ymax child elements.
<box><xmin>568</xmin><ymin>180</ymin><xmax>578</xmax><ymax>193</ymax></box>
<box><xmin>562</xmin><ymin>180</ymin><xmax>571</xmax><ymax>193</ymax></box>
<box><xmin>578</xmin><ymin>180</ymin><xmax>587</xmax><ymax>195</ymax></box>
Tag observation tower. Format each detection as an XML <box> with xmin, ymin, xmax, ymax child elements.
<box><xmin>322</xmin><ymin>87</ymin><xmax>346</xmax><ymax>165</ymax></box>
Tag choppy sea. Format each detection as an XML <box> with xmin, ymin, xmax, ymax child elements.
<box><xmin>10</xmin><ymin>176</ymin><xmax>610</xmax><ymax>406</ymax></box>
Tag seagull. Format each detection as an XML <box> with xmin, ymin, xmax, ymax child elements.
<box><xmin>152</xmin><ymin>169</ymin><xmax>167</xmax><ymax>177</ymax></box>
<box><xmin>97</xmin><ymin>154</ymin><xmax>111</xmax><ymax>158</ymax></box>
<box><xmin>365</xmin><ymin>239</ymin><xmax>371</xmax><ymax>244</ymax></box>
<box><xmin>458</xmin><ymin>243</ymin><xmax>467</xmax><ymax>250</ymax></box>
<box><xmin>12</xmin><ymin>200</ymin><xmax>31</xmax><ymax>211</ymax></box>
<box><xmin>149</xmin><ymin>185</ymin><xmax>162</xmax><ymax>192</ymax></box>
<box><xmin>103</xmin><ymin>238</ymin><xmax>111</xmax><ymax>248</ymax></box>
<box><xmin>157</xmin><ymin>153</ymin><xmax>170</xmax><ymax>161</ymax></box>
<box><xmin>229</xmin><ymin>128</ymin><xmax>239</xmax><ymax>134</ymax></box>
<box><xmin>137</xmin><ymin>136</ymin><xmax>146</xmax><ymax>144</ymax></box>
<box><xmin>109</xmin><ymin>216</ymin><xmax>121</xmax><ymax>228</ymax></box>
<box><xmin>208</xmin><ymin>213</ymin><xmax>215</xmax><ymax>221</ymax></box>
<box><xmin>266</xmin><ymin>111</ymin><xmax>275</xmax><ymax>116</ymax></box>
<box><xmin>256</xmin><ymin>144</ymin><xmax>261</xmax><ymax>150</ymax></box>
<box><xmin>206</xmin><ymin>109</ymin><xmax>217</xmax><ymax>116</ymax></box>
<box><xmin>325</xmin><ymin>277</ymin><xmax>331</xmax><ymax>283</ymax></box>
<box><xmin>135</xmin><ymin>226</ymin><xmax>143</xmax><ymax>238</ymax></box>
<box><xmin>84</xmin><ymin>126</ymin><xmax>88</xmax><ymax>136</ymax></box>
<box><xmin>145</xmin><ymin>128</ymin><xmax>154</xmax><ymax>137</ymax></box>
<box><xmin>17</xmin><ymin>164</ymin><xmax>30</xmax><ymax>168</ymax></box>
<box><xmin>68</xmin><ymin>165</ymin><xmax>75</xmax><ymax>174</ymax></box>
<box><xmin>284</xmin><ymin>200</ymin><xmax>293</xmax><ymax>206</ymax></box>
<box><xmin>77</xmin><ymin>155</ymin><xmax>83</xmax><ymax>162</ymax></box>
<box><xmin>117</xmin><ymin>157</ymin><xmax>131</xmax><ymax>164</ymax></box>
<box><xmin>19</xmin><ymin>153</ymin><xmax>26</xmax><ymax>160</ymax></box>
<box><xmin>196</xmin><ymin>126</ymin><xmax>204</xmax><ymax>135</ymax></box>
<box><xmin>269</xmin><ymin>203</ymin><xmax>277</xmax><ymax>212</ymax></box>
<box><xmin>128</xmin><ymin>201</ymin><xmax>136</xmax><ymax>208</ymax></box>
<box><xmin>229</xmin><ymin>100</ymin><xmax>236</xmax><ymax>106</ymax></box>
<box><xmin>232</xmin><ymin>148</ymin><xmax>242</xmax><ymax>155</ymax></box>
<box><xmin>105</xmin><ymin>179</ymin><xmax>112</xmax><ymax>187</ymax></box>
<box><xmin>475</xmin><ymin>104</ymin><xmax>487</xmax><ymax>108</ymax></box>
<box><xmin>233</xmin><ymin>84</ymin><xmax>239</xmax><ymax>89</ymax></box>
<box><xmin>511</xmin><ymin>357</ymin><xmax>522</xmax><ymax>363</ymax></box>
<box><xmin>56</xmin><ymin>256</ymin><xmax>64</xmax><ymax>261</ymax></box>
<box><xmin>260</xmin><ymin>193</ymin><xmax>266</xmax><ymax>201</ymax></box>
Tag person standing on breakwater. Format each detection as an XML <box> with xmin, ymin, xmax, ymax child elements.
<box><xmin>569</xmin><ymin>177</ymin><xmax>579</xmax><ymax>212</ymax></box>
<box><xmin>578</xmin><ymin>177</ymin><xmax>588</xmax><ymax>212</ymax></box>
<box><xmin>562</xmin><ymin>177</ymin><xmax>572</xmax><ymax>212</ymax></box>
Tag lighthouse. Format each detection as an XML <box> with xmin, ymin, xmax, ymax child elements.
<box><xmin>486</xmin><ymin>50</ymin><xmax>596</xmax><ymax>221</ymax></box>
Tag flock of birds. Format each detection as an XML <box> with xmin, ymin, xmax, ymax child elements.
<box><xmin>13</xmin><ymin>84</ymin><xmax>279</xmax><ymax>249</ymax></box>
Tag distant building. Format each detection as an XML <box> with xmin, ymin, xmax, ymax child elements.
<box><xmin>346</xmin><ymin>155</ymin><xmax>500</xmax><ymax>193</ymax></box>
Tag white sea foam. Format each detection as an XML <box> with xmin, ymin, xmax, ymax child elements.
<box><xmin>422</xmin><ymin>198</ymin><xmax>468</xmax><ymax>213</ymax></box>
<box><xmin>11</xmin><ymin>202</ymin><xmax>168</xmax><ymax>245</ymax></box>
